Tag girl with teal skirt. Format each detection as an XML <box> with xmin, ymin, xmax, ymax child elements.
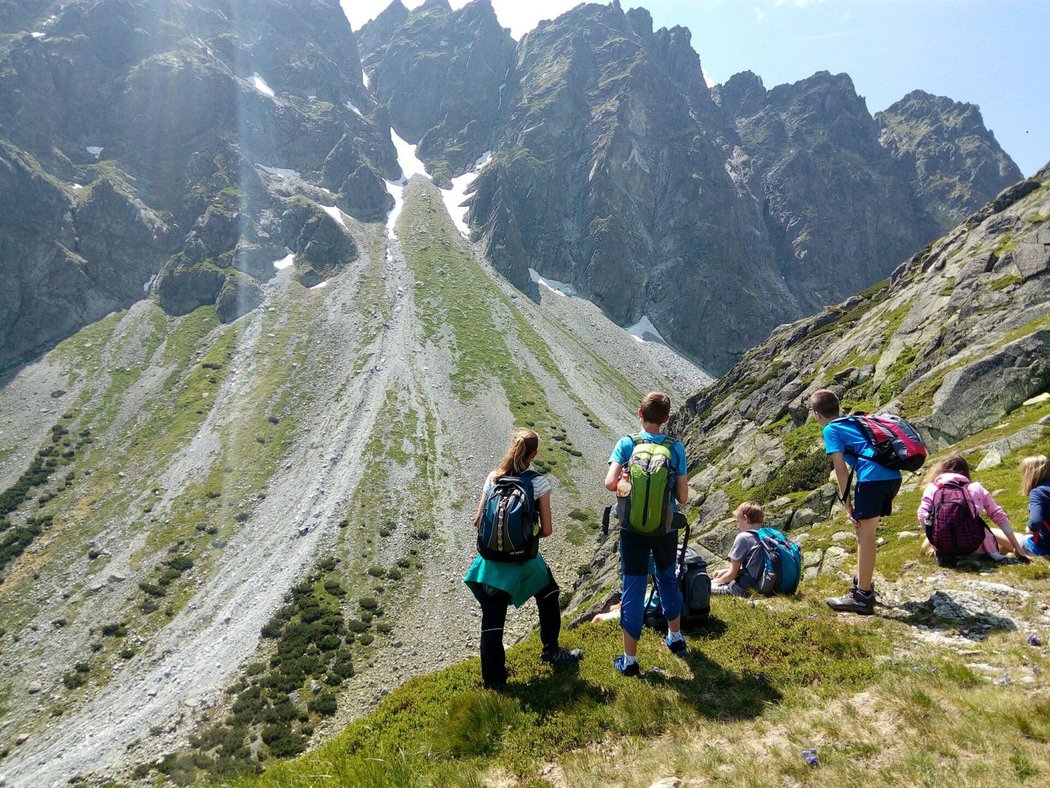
<box><xmin>464</xmin><ymin>429</ymin><xmax>582</xmax><ymax>690</ymax></box>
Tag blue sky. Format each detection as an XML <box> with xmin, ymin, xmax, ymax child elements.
<box><xmin>344</xmin><ymin>0</ymin><xmax>1048</xmax><ymax>177</ymax></box>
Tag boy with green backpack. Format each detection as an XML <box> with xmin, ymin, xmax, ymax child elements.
<box><xmin>603</xmin><ymin>392</ymin><xmax>689</xmax><ymax>676</ymax></box>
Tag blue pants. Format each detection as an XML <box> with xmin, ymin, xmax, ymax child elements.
<box><xmin>619</xmin><ymin>529</ymin><xmax>682</xmax><ymax>640</ymax></box>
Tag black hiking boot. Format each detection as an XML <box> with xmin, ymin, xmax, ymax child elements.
<box><xmin>613</xmin><ymin>655</ymin><xmax>641</xmax><ymax>677</ymax></box>
<box><xmin>826</xmin><ymin>586</ymin><xmax>875</xmax><ymax>615</ymax></box>
<box><xmin>541</xmin><ymin>647</ymin><xmax>583</xmax><ymax>666</ymax></box>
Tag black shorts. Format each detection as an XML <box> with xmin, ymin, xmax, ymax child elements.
<box><xmin>620</xmin><ymin>528</ymin><xmax>678</xmax><ymax>576</ymax></box>
<box><xmin>852</xmin><ymin>478</ymin><xmax>902</xmax><ymax>520</ymax></box>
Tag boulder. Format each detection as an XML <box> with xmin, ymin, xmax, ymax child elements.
<box><xmin>792</xmin><ymin>507</ymin><xmax>823</xmax><ymax>527</ymax></box>
<box><xmin>929</xmin><ymin>330</ymin><xmax>1050</xmax><ymax>441</ymax></box>
<box><xmin>216</xmin><ymin>276</ymin><xmax>264</xmax><ymax>323</ymax></box>
<box><xmin>697</xmin><ymin>519</ymin><xmax>738</xmax><ymax>558</ymax></box>
<box><xmin>821</xmin><ymin>545</ymin><xmax>849</xmax><ymax>570</ymax></box>
<box><xmin>976</xmin><ymin>450</ymin><xmax>1002</xmax><ymax>471</ymax></box>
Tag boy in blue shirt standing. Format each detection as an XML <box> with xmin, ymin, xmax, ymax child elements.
<box><xmin>811</xmin><ymin>389</ymin><xmax>901</xmax><ymax>614</ymax></box>
<box><xmin>604</xmin><ymin>392</ymin><xmax>690</xmax><ymax>675</ymax></box>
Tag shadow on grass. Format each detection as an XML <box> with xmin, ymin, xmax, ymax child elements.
<box><xmin>646</xmin><ymin>647</ymin><xmax>784</xmax><ymax>720</ymax></box>
<box><xmin>502</xmin><ymin>658</ymin><xmax>610</xmax><ymax>712</ymax></box>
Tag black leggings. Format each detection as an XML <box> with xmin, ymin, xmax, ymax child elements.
<box><xmin>469</xmin><ymin>567</ymin><xmax>561</xmax><ymax>688</ymax></box>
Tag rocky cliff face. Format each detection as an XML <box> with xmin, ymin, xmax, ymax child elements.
<box><xmin>468</xmin><ymin>3</ymin><xmax>796</xmax><ymax>373</ymax></box>
<box><xmin>569</xmin><ymin>164</ymin><xmax>1049</xmax><ymax>621</ymax></box>
<box><xmin>1</xmin><ymin>0</ymin><xmax>1028</xmax><ymax>378</ymax></box>
<box><xmin>0</xmin><ymin>0</ymin><xmax>395</xmax><ymax>371</ymax></box>
<box><xmin>359</xmin><ymin>0</ymin><xmax>516</xmax><ymax>184</ymax></box>
<box><xmin>359</xmin><ymin>1</ymin><xmax>1024</xmax><ymax>374</ymax></box>
<box><xmin>675</xmin><ymin>164</ymin><xmax>1049</xmax><ymax>523</ymax></box>
<box><xmin>877</xmin><ymin>90</ymin><xmax>1023</xmax><ymax>228</ymax></box>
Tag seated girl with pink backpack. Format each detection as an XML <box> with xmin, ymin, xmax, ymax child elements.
<box><xmin>917</xmin><ymin>454</ymin><xmax>1031</xmax><ymax>565</ymax></box>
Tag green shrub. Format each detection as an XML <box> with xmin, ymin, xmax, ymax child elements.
<box><xmin>323</xmin><ymin>579</ymin><xmax>346</xmax><ymax>597</ymax></box>
<box><xmin>63</xmin><ymin>671</ymin><xmax>87</xmax><ymax>690</ymax></box>
<box><xmin>386</xmin><ymin>568</ymin><xmax>403</xmax><ymax>581</ymax></box>
<box><xmin>261</xmin><ymin>725</ymin><xmax>306</xmax><ymax>758</ymax></box>
<box><xmin>359</xmin><ymin>597</ymin><xmax>379</xmax><ymax>611</ymax></box>
<box><xmin>139</xmin><ymin>582</ymin><xmax>167</xmax><ymax>598</ymax></box>
<box><xmin>166</xmin><ymin>555</ymin><xmax>193</xmax><ymax>572</ymax></box>
<box><xmin>359</xmin><ymin>633</ymin><xmax>375</xmax><ymax>646</ymax></box>
<box><xmin>367</xmin><ymin>566</ymin><xmax>385</xmax><ymax>578</ymax></box>
<box><xmin>308</xmin><ymin>692</ymin><xmax>337</xmax><ymax>717</ymax></box>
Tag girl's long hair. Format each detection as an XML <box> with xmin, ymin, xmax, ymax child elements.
<box><xmin>1021</xmin><ymin>455</ymin><xmax>1050</xmax><ymax>496</ymax></box>
<box><xmin>923</xmin><ymin>453</ymin><xmax>970</xmax><ymax>485</ymax></box>
<box><xmin>495</xmin><ymin>429</ymin><xmax>539</xmax><ymax>477</ymax></box>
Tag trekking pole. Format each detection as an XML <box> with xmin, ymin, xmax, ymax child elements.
<box><xmin>678</xmin><ymin>515</ymin><xmax>691</xmax><ymax>571</ymax></box>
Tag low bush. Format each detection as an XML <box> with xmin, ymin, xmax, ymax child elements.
<box><xmin>308</xmin><ymin>692</ymin><xmax>337</xmax><ymax>717</ymax></box>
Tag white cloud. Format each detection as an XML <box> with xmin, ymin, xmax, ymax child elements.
<box><xmin>754</xmin><ymin>7</ymin><xmax>767</xmax><ymax>23</ymax></box>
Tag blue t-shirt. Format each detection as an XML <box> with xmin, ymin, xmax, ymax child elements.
<box><xmin>1027</xmin><ymin>482</ymin><xmax>1050</xmax><ymax>551</ymax></box>
<box><xmin>609</xmin><ymin>432</ymin><xmax>687</xmax><ymax>475</ymax></box>
<box><xmin>822</xmin><ymin>419</ymin><xmax>902</xmax><ymax>483</ymax></box>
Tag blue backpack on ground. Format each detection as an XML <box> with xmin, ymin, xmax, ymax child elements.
<box><xmin>749</xmin><ymin>527</ymin><xmax>803</xmax><ymax>595</ymax></box>
<box><xmin>476</xmin><ymin>471</ymin><xmax>541</xmax><ymax>563</ymax></box>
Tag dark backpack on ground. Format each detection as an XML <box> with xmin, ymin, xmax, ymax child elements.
<box><xmin>748</xmin><ymin>527</ymin><xmax>803</xmax><ymax>596</ymax></box>
<box><xmin>476</xmin><ymin>471</ymin><xmax>540</xmax><ymax>563</ymax></box>
<box><xmin>925</xmin><ymin>479</ymin><xmax>989</xmax><ymax>560</ymax></box>
<box><xmin>615</xmin><ymin>433</ymin><xmax>676</xmax><ymax>536</ymax></box>
<box><xmin>643</xmin><ymin>516</ymin><xmax>711</xmax><ymax>628</ymax></box>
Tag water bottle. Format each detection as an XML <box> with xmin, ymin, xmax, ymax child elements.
<box><xmin>616</xmin><ymin>470</ymin><xmax>632</xmax><ymax>498</ymax></box>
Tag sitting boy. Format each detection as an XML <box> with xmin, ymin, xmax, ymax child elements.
<box><xmin>711</xmin><ymin>502</ymin><xmax>766</xmax><ymax>597</ymax></box>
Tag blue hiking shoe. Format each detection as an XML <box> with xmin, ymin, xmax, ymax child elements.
<box><xmin>666</xmin><ymin>634</ymin><xmax>688</xmax><ymax>658</ymax></box>
<box><xmin>613</xmin><ymin>655</ymin><xmax>640</xmax><ymax>677</ymax></box>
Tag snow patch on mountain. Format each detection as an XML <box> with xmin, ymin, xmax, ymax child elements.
<box><xmin>384</xmin><ymin>131</ymin><xmax>430</xmax><ymax>235</ymax></box>
<box><xmin>346</xmin><ymin>100</ymin><xmax>364</xmax><ymax>117</ymax></box>
<box><xmin>441</xmin><ymin>151</ymin><xmax>492</xmax><ymax>236</ymax></box>
<box><xmin>257</xmin><ymin>164</ymin><xmax>301</xmax><ymax>179</ymax></box>
<box><xmin>320</xmin><ymin>205</ymin><xmax>348</xmax><ymax>229</ymax></box>
<box><xmin>273</xmin><ymin>251</ymin><xmax>295</xmax><ymax>271</ymax></box>
<box><xmin>626</xmin><ymin>316</ymin><xmax>667</xmax><ymax>344</ymax></box>
<box><xmin>251</xmin><ymin>73</ymin><xmax>275</xmax><ymax>98</ymax></box>
<box><xmin>528</xmin><ymin>268</ymin><xmax>576</xmax><ymax>298</ymax></box>
<box><xmin>86</xmin><ymin>146</ymin><xmax>103</xmax><ymax>158</ymax></box>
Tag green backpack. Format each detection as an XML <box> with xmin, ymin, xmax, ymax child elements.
<box><xmin>615</xmin><ymin>433</ymin><xmax>676</xmax><ymax>535</ymax></box>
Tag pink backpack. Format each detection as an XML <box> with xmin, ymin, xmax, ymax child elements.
<box><xmin>925</xmin><ymin>479</ymin><xmax>988</xmax><ymax>559</ymax></box>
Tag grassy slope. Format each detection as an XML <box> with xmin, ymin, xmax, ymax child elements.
<box><xmin>235</xmin><ymin>405</ymin><xmax>1050</xmax><ymax>788</ymax></box>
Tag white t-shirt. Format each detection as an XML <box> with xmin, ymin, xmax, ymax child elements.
<box><xmin>484</xmin><ymin>471</ymin><xmax>551</xmax><ymax>499</ymax></box>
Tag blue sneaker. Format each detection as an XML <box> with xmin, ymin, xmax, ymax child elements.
<box><xmin>613</xmin><ymin>655</ymin><xmax>640</xmax><ymax>677</ymax></box>
<box><xmin>666</xmin><ymin>634</ymin><xmax>688</xmax><ymax>658</ymax></box>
